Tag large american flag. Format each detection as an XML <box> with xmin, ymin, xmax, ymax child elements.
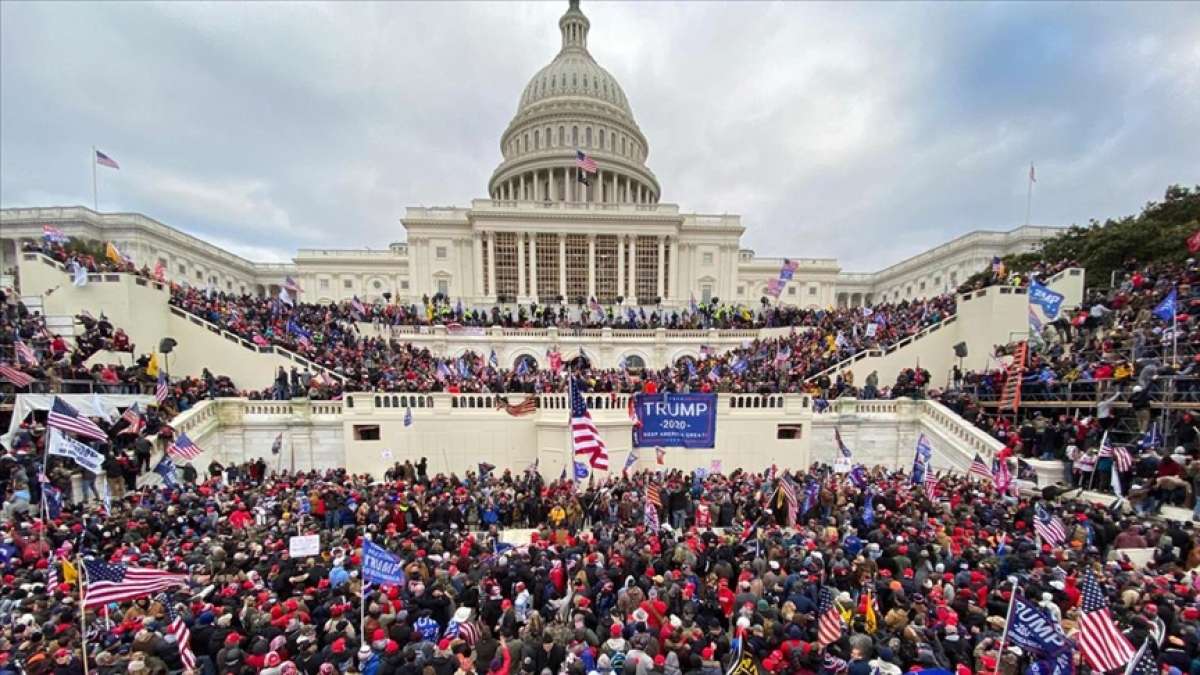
<box><xmin>166</xmin><ymin>432</ymin><xmax>202</xmax><ymax>460</ymax></box>
<box><xmin>48</xmin><ymin>396</ymin><xmax>108</xmax><ymax>441</ymax></box>
<box><xmin>575</xmin><ymin>150</ymin><xmax>598</xmax><ymax>174</ymax></box>
<box><xmin>159</xmin><ymin>594</ymin><xmax>196</xmax><ymax>671</ymax></box>
<box><xmin>817</xmin><ymin>586</ymin><xmax>844</xmax><ymax>645</ymax></box>
<box><xmin>646</xmin><ymin>482</ymin><xmax>662</xmax><ymax>508</ymax></box>
<box><xmin>1079</xmin><ymin>570</ymin><xmax>1135</xmax><ymax>673</ymax></box>
<box><xmin>1033</xmin><ymin>503</ymin><xmax>1067</xmax><ymax>547</ymax></box>
<box><xmin>43</xmin><ymin>224</ymin><xmax>69</xmax><ymax>243</ymax></box>
<box><xmin>95</xmin><ymin>149</ymin><xmax>120</xmax><ymax>169</ymax></box>
<box><xmin>570</xmin><ymin>380</ymin><xmax>608</xmax><ymax>469</ymax></box>
<box><xmin>0</xmin><ymin>364</ymin><xmax>35</xmax><ymax>388</ymax></box>
<box><xmin>969</xmin><ymin>453</ymin><xmax>992</xmax><ymax>481</ymax></box>
<box><xmin>82</xmin><ymin>559</ymin><xmax>187</xmax><ymax>608</ymax></box>
<box><xmin>14</xmin><ymin>340</ymin><xmax>38</xmax><ymax>366</ymax></box>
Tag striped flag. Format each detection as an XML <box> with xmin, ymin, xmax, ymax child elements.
<box><xmin>817</xmin><ymin>587</ymin><xmax>844</xmax><ymax>645</ymax></box>
<box><xmin>14</xmin><ymin>340</ymin><xmax>37</xmax><ymax>366</ymax></box>
<box><xmin>923</xmin><ymin>468</ymin><xmax>939</xmax><ymax>498</ymax></box>
<box><xmin>969</xmin><ymin>453</ymin><xmax>992</xmax><ymax>481</ymax></box>
<box><xmin>48</xmin><ymin>396</ymin><xmax>108</xmax><ymax>441</ymax></box>
<box><xmin>166</xmin><ymin>432</ymin><xmax>202</xmax><ymax>460</ymax></box>
<box><xmin>1033</xmin><ymin>503</ymin><xmax>1067</xmax><ymax>547</ymax></box>
<box><xmin>153</xmin><ymin>260</ymin><xmax>166</xmax><ymax>281</ymax></box>
<box><xmin>575</xmin><ymin>150</ymin><xmax>598</xmax><ymax>174</ymax></box>
<box><xmin>992</xmin><ymin>457</ymin><xmax>1012</xmax><ymax>493</ymax></box>
<box><xmin>155</xmin><ymin>372</ymin><xmax>169</xmax><ymax>404</ymax></box>
<box><xmin>42</xmin><ymin>224</ymin><xmax>69</xmax><ymax>243</ymax></box>
<box><xmin>646</xmin><ymin>483</ymin><xmax>662</xmax><ymax>508</ymax></box>
<box><xmin>117</xmin><ymin>403</ymin><xmax>144</xmax><ymax>437</ymax></box>
<box><xmin>95</xmin><ymin>149</ymin><xmax>120</xmax><ymax>169</ymax></box>
<box><xmin>1112</xmin><ymin>446</ymin><xmax>1133</xmax><ymax>473</ymax></box>
<box><xmin>779</xmin><ymin>476</ymin><xmax>798</xmax><ymax>525</ymax></box>
<box><xmin>644</xmin><ymin>500</ymin><xmax>659</xmax><ymax>532</ymax></box>
<box><xmin>0</xmin><ymin>364</ymin><xmax>35</xmax><ymax>388</ymax></box>
<box><xmin>1079</xmin><ymin>570</ymin><xmax>1135</xmax><ymax>673</ymax></box>
<box><xmin>82</xmin><ymin>559</ymin><xmax>187</xmax><ymax>608</ymax></box>
<box><xmin>47</xmin><ymin>555</ymin><xmax>60</xmax><ymax>589</ymax></box>
<box><xmin>570</xmin><ymin>380</ymin><xmax>608</xmax><ymax>470</ymax></box>
<box><xmin>159</xmin><ymin>594</ymin><xmax>196</xmax><ymax>671</ymax></box>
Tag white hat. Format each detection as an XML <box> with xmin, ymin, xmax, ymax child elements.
<box><xmin>453</xmin><ymin>606</ymin><xmax>472</xmax><ymax>623</ymax></box>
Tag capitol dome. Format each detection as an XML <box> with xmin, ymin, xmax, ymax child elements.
<box><xmin>488</xmin><ymin>0</ymin><xmax>661</xmax><ymax>205</ymax></box>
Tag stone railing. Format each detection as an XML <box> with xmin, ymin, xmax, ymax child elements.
<box><xmin>807</xmin><ymin>314</ymin><xmax>958</xmax><ymax>382</ymax></box>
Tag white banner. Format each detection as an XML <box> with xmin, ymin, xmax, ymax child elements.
<box><xmin>289</xmin><ymin>534</ymin><xmax>321</xmax><ymax>558</ymax></box>
<box><xmin>833</xmin><ymin>457</ymin><xmax>852</xmax><ymax>474</ymax></box>
<box><xmin>47</xmin><ymin>429</ymin><xmax>105</xmax><ymax>474</ymax></box>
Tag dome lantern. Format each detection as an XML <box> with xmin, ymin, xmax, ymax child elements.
<box><xmin>559</xmin><ymin>0</ymin><xmax>590</xmax><ymax>52</ymax></box>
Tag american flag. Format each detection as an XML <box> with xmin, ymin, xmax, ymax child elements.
<box><xmin>159</xmin><ymin>594</ymin><xmax>197</xmax><ymax>671</ymax></box>
<box><xmin>644</xmin><ymin>500</ymin><xmax>659</xmax><ymax>532</ymax></box>
<box><xmin>155</xmin><ymin>372</ymin><xmax>169</xmax><ymax>404</ymax></box>
<box><xmin>47</xmin><ymin>555</ymin><xmax>60</xmax><ymax>589</ymax></box>
<box><xmin>81</xmin><ymin>559</ymin><xmax>187</xmax><ymax>608</ymax></box>
<box><xmin>646</xmin><ymin>483</ymin><xmax>662</xmax><ymax>508</ymax></box>
<box><xmin>153</xmin><ymin>260</ymin><xmax>166</xmax><ymax>281</ymax></box>
<box><xmin>817</xmin><ymin>587</ymin><xmax>844</xmax><ymax>645</ymax></box>
<box><xmin>14</xmin><ymin>340</ymin><xmax>38</xmax><ymax>366</ymax></box>
<box><xmin>779</xmin><ymin>476</ymin><xmax>798</xmax><ymax>525</ymax></box>
<box><xmin>923</xmin><ymin>468</ymin><xmax>940</xmax><ymax>498</ymax></box>
<box><xmin>1033</xmin><ymin>503</ymin><xmax>1067</xmax><ymax>547</ymax></box>
<box><xmin>48</xmin><ymin>396</ymin><xmax>108</xmax><ymax>441</ymax></box>
<box><xmin>1079</xmin><ymin>570</ymin><xmax>1136</xmax><ymax>673</ymax></box>
<box><xmin>0</xmin><ymin>364</ymin><xmax>35</xmax><ymax>388</ymax></box>
<box><xmin>570</xmin><ymin>380</ymin><xmax>608</xmax><ymax>469</ymax></box>
<box><xmin>992</xmin><ymin>457</ymin><xmax>1012</xmax><ymax>493</ymax></box>
<box><xmin>95</xmin><ymin>149</ymin><xmax>120</xmax><ymax>169</ymax></box>
<box><xmin>1112</xmin><ymin>446</ymin><xmax>1133</xmax><ymax>473</ymax></box>
<box><xmin>166</xmin><ymin>432</ymin><xmax>202</xmax><ymax>460</ymax></box>
<box><xmin>969</xmin><ymin>453</ymin><xmax>992</xmax><ymax>481</ymax></box>
<box><xmin>575</xmin><ymin>150</ymin><xmax>598</xmax><ymax>174</ymax></box>
<box><xmin>42</xmin><ymin>224</ymin><xmax>69</xmax><ymax>243</ymax></box>
<box><xmin>284</xmin><ymin>276</ymin><xmax>302</xmax><ymax>293</ymax></box>
<box><xmin>117</xmin><ymin>404</ymin><xmax>145</xmax><ymax>437</ymax></box>
<box><xmin>1125</xmin><ymin>639</ymin><xmax>1158</xmax><ymax>675</ymax></box>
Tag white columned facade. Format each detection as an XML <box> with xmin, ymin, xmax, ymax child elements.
<box><xmin>557</xmin><ymin>233</ymin><xmax>567</xmax><ymax>300</ymax></box>
<box><xmin>486</xmin><ymin>231</ymin><xmax>497</xmax><ymax>300</ymax></box>
<box><xmin>616</xmin><ymin>234</ymin><xmax>625</xmax><ymax>301</ymax></box>
<box><xmin>656</xmin><ymin>235</ymin><xmax>665</xmax><ymax>300</ymax></box>
<box><xmin>473</xmin><ymin>233</ymin><xmax>484</xmax><ymax>297</ymax></box>
<box><xmin>668</xmin><ymin>236</ymin><xmax>678</xmax><ymax>300</ymax></box>
<box><xmin>587</xmin><ymin>234</ymin><xmax>596</xmax><ymax>298</ymax></box>
<box><xmin>516</xmin><ymin>233</ymin><xmax>527</xmax><ymax>299</ymax></box>
<box><xmin>628</xmin><ymin>235</ymin><xmax>637</xmax><ymax>300</ymax></box>
<box><xmin>529</xmin><ymin>235</ymin><xmax>539</xmax><ymax>301</ymax></box>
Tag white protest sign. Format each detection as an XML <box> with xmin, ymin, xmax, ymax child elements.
<box><xmin>289</xmin><ymin>534</ymin><xmax>321</xmax><ymax>558</ymax></box>
<box><xmin>833</xmin><ymin>457</ymin><xmax>852</xmax><ymax>474</ymax></box>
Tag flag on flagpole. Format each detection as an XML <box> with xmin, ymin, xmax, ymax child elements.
<box><xmin>623</xmin><ymin>448</ymin><xmax>639</xmax><ymax>473</ymax></box>
<box><xmin>575</xmin><ymin>150</ymin><xmax>598</xmax><ymax>174</ymax></box>
<box><xmin>570</xmin><ymin>379</ymin><xmax>608</xmax><ymax>470</ymax></box>
<box><xmin>1029</xmin><ymin>163</ymin><xmax>1036</xmax><ymax>183</ymax></box>
<box><xmin>166</xmin><ymin>432</ymin><xmax>202</xmax><ymax>460</ymax></box>
<box><xmin>969</xmin><ymin>453</ymin><xmax>992</xmax><ymax>481</ymax></box>
<box><xmin>0</xmin><ymin>364</ymin><xmax>35</xmax><ymax>388</ymax></box>
<box><xmin>82</xmin><ymin>559</ymin><xmax>187</xmax><ymax>608</ymax></box>
<box><xmin>48</xmin><ymin>396</ymin><xmax>108</xmax><ymax>441</ymax></box>
<box><xmin>155</xmin><ymin>372</ymin><xmax>169</xmax><ymax>404</ymax></box>
<box><xmin>159</xmin><ymin>595</ymin><xmax>197</xmax><ymax>671</ymax></box>
<box><xmin>1033</xmin><ymin>503</ymin><xmax>1067</xmax><ymax>546</ymax></box>
<box><xmin>95</xmin><ymin>150</ymin><xmax>120</xmax><ymax>169</ymax></box>
<box><xmin>817</xmin><ymin>587</ymin><xmax>844</xmax><ymax>645</ymax></box>
<box><xmin>1079</xmin><ymin>570</ymin><xmax>1136</xmax><ymax>672</ymax></box>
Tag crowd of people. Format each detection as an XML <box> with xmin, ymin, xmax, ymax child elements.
<box><xmin>4</xmin><ymin>453</ymin><xmax>1199</xmax><ymax>675</ymax></box>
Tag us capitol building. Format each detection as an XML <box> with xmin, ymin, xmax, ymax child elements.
<box><xmin>0</xmin><ymin>1</ymin><xmax>1059</xmax><ymax>310</ymax></box>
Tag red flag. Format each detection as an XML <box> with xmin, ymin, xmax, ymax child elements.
<box><xmin>1188</xmin><ymin>229</ymin><xmax>1200</xmax><ymax>254</ymax></box>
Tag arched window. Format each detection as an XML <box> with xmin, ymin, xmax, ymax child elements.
<box><xmin>598</xmin><ymin>129</ymin><xmax>605</xmax><ymax>149</ymax></box>
<box><xmin>621</xmin><ymin>137</ymin><xmax>626</xmax><ymax>155</ymax></box>
<box><xmin>534</xmin><ymin>130</ymin><xmax>540</xmax><ymax>149</ymax></box>
<box><xmin>546</xmin><ymin>127</ymin><xmax>552</xmax><ymax>147</ymax></box>
<box><xmin>622</xmin><ymin>354</ymin><xmax>645</xmax><ymax>369</ymax></box>
<box><xmin>572</xmin><ymin>126</ymin><xmax>579</xmax><ymax>146</ymax></box>
<box><xmin>514</xmin><ymin>354</ymin><xmax>539</xmax><ymax>373</ymax></box>
<box><xmin>558</xmin><ymin>126</ymin><xmax>564</xmax><ymax>146</ymax></box>
<box><xmin>585</xmin><ymin>127</ymin><xmax>592</xmax><ymax>146</ymax></box>
<box><xmin>523</xmin><ymin>133</ymin><xmax>529</xmax><ymax>152</ymax></box>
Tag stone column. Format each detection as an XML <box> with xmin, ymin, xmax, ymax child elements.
<box><xmin>558</xmin><ymin>233</ymin><xmax>567</xmax><ymax>300</ymax></box>
<box><xmin>473</xmin><ymin>232</ymin><xmax>484</xmax><ymax>298</ymax></box>
<box><xmin>519</xmin><ymin>174</ymin><xmax>526</xmax><ymax>201</ymax></box>
<box><xmin>486</xmin><ymin>231</ymin><xmax>496</xmax><ymax>299</ymax></box>
<box><xmin>656</xmin><ymin>236</ymin><xmax>665</xmax><ymax>300</ymax></box>
<box><xmin>628</xmin><ymin>235</ymin><xmax>638</xmax><ymax>301</ymax></box>
<box><xmin>516</xmin><ymin>233</ymin><xmax>527</xmax><ymax>299</ymax></box>
<box><xmin>611</xmin><ymin>172</ymin><xmax>617</xmax><ymax>205</ymax></box>
<box><xmin>587</xmin><ymin>234</ymin><xmax>596</xmax><ymax>299</ymax></box>
<box><xmin>668</xmin><ymin>236</ymin><xmax>679</xmax><ymax>301</ymax></box>
<box><xmin>616</xmin><ymin>234</ymin><xmax>625</xmax><ymax>301</ymax></box>
<box><xmin>529</xmin><ymin>234</ymin><xmax>539</xmax><ymax>301</ymax></box>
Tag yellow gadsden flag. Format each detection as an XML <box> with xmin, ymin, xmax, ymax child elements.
<box><xmin>61</xmin><ymin>559</ymin><xmax>79</xmax><ymax>585</ymax></box>
<box><xmin>146</xmin><ymin>353</ymin><xmax>160</xmax><ymax>378</ymax></box>
<box><xmin>105</xmin><ymin>241</ymin><xmax>124</xmax><ymax>264</ymax></box>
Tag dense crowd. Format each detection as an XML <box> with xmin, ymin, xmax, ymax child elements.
<box><xmin>3</xmin><ymin>453</ymin><xmax>1198</xmax><ymax>675</ymax></box>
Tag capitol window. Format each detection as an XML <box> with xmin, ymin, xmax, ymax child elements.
<box><xmin>585</xmin><ymin>127</ymin><xmax>592</xmax><ymax>147</ymax></box>
<box><xmin>558</xmin><ymin>126</ymin><xmax>564</xmax><ymax>146</ymax></box>
<box><xmin>319</xmin><ymin>279</ymin><xmax>329</xmax><ymax>290</ymax></box>
<box><xmin>702</xmin><ymin>252</ymin><xmax>713</xmax><ymax>265</ymax></box>
<box><xmin>599</xmin><ymin>129</ymin><xmax>605</xmax><ymax>148</ymax></box>
<box><xmin>344</xmin><ymin>279</ymin><xmax>354</xmax><ymax>289</ymax></box>
<box><xmin>621</xmin><ymin>137</ymin><xmax>626</xmax><ymax>155</ymax></box>
<box><xmin>788</xmin><ymin>286</ymin><xmax>797</xmax><ymax>295</ymax></box>
<box><xmin>809</xmin><ymin>286</ymin><xmax>817</xmax><ymax>296</ymax></box>
<box><xmin>436</xmin><ymin>246</ymin><xmax>447</xmax><ymax>259</ymax></box>
<box><xmin>178</xmin><ymin>263</ymin><xmax>186</xmax><ymax>274</ymax></box>
<box><xmin>534</xmin><ymin>130</ymin><xmax>540</xmax><ymax>149</ymax></box>
<box><xmin>737</xmin><ymin>286</ymin><xmax>745</xmax><ymax>296</ymax></box>
<box><xmin>400</xmin><ymin>281</ymin><xmax>409</xmax><ymax>290</ymax></box>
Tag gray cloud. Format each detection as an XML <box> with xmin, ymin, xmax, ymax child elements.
<box><xmin>2</xmin><ymin>1</ymin><xmax>1198</xmax><ymax>271</ymax></box>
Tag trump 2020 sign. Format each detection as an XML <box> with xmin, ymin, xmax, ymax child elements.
<box><xmin>633</xmin><ymin>393</ymin><xmax>717</xmax><ymax>448</ymax></box>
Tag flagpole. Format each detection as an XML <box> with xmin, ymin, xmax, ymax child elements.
<box><xmin>91</xmin><ymin>146</ymin><xmax>98</xmax><ymax>211</ymax></box>
<box><xmin>993</xmin><ymin>580</ymin><xmax>1019</xmax><ymax>675</ymax></box>
<box><xmin>79</xmin><ymin>556</ymin><xmax>91</xmax><ymax>675</ymax></box>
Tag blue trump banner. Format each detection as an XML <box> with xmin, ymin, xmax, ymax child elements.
<box><xmin>633</xmin><ymin>393</ymin><xmax>717</xmax><ymax>448</ymax></box>
<box><xmin>362</xmin><ymin>539</ymin><xmax>406</xmax><ymax>586</ymax></box>
<box><xmin>1006</xmin><ymin>591</ymin><xmax>1073</xmax><ymax>658</ymax></box>
<box><xmin>1029</xmin><ymin>281</ymin><xmax>1065</xmax><ymax>320</ymax></box>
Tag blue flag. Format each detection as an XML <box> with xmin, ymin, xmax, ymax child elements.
<box><xmin>861</xmin><ymin>491</ymin><xmax>875</xmax><ymax>526</ymax></box>
<box><xmin>44</xmin><ymin>485</ymin><xmax>63</xmax><ymax>519</ymax></box>
<box><xmin>1005</xmin><ymin>591</ymin><xmax>1074</xmax><ymax>660</ymax></box>
<box><xmin>1028</xmin><ymin>281</ymin><xmax>1065</xmax><ymax>320</ymax></box>
<box><xmin>153</xmin><ymin>455</ymin><xmax>178</xmax><ymax>487</ymax></box>
<box><xmin>849</xmin><ymin>464</ymin><xmax>868</xmax><ymax>489</ymax></box>
<box><xmin>489</xmin><ymin>350</ymin><xmax>499</xmax><ymax>368</ymax></box>
<box><xmin>1154</xmin><ymin>288</ymin><xmax>1178</xmax><ymax>323</ymax></box>
<box><xmin>362</xmin><ymin>539</ymin><xmax>407</xmax><ymax>586</ymax></box>
<box><xmin>404</xmin><ymin>407</ymin><xmax>413</xmax><ymax>427</ymax></box>
<box><xmin>912</xmin><ymin>434</ymin><xmax>933</xmax><ymax>485</ymax></box>
<box><xmin>516</xmin><ymin>358</ymin><xmax>529</xmax><ymax>376</ymax></box>
<box><xmin>574</xmin><ymin>460</ymin><xmax>590</xmax><ymax>480</ymax></box>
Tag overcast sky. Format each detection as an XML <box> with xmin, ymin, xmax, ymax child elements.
<box><xmin>2</xmin><ymin>1</ymin><xmax>1198</xmax><ymax>271</ymax></box>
